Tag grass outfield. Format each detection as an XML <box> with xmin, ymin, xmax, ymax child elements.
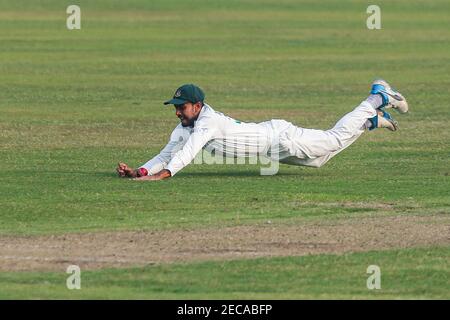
<box><xmin>0</xmin><ymin>247</ymin><xmax>448</xmax><ymax>299</ymax></box>
<box><xmin>0</xmin><ymin>0</ymin><xmax>449</xmax><ymax>299</ymax></box>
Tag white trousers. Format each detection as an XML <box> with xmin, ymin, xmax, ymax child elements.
<box><xmin>269</xmin><ymin>101</ymin><xmax>376</xmax><ymax>168</ymax></box>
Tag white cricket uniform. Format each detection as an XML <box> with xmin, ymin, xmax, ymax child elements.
<box><xmin>140</xmin><ymin>102</ymin><xmax>376</xmax><ymax>176</ymax></box>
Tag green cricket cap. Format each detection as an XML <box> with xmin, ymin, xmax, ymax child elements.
<box><xmin>164</xmin><ymin>84</ymin><xmax>205</xmax><ymax>105</ymax></box>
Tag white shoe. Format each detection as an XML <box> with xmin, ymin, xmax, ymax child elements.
<box><xmin>371</xmin><ymin>79</ymin><xmax>409</xmax><ymax>114</ymax></box>
<box><xmin>368</xmin><ymin>109</ymin><xmax>399</xmax><ymax>132</ymax></box>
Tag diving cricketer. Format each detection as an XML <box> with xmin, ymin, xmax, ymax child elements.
<box><xmin>116</xmin><ymin>80</ymin><xmax>408</xmax><ymax>180</ymax></box>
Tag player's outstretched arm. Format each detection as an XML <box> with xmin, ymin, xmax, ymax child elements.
<box><xmin>134</xmin><ymin>169</ymin><xmax>171</xmax><ymax>181</ymax></box>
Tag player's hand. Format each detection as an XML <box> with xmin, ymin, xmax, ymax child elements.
<box><xmin>116</xmin><ymin>162</ymin><xmax>135</xmax><ymax>178</ymax></box>
<box><xmin>133</xmin><ymin>169</ymin><xmax>171</xmax><ymax>181</ymax></box>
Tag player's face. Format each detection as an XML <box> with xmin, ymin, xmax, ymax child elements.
<box><xmin>174</xmin><ymin>102</ymin><xmax>201</xmax><ymax>127</ymax></box>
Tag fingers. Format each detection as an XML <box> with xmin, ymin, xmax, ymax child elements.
<box><xmin>117</xmin><ymin>162</ymin><xmax>138</xmax><ymax>178</ymax></box>
<box><xmin>116</xmin><ymin>168</ymin><xmax>126</xmax><ymax>177</ymax></box>
<box><xmin>118</xmin><ymin>162</ymin><xmax>128</xmax><ymax>170</ymax></box>
<box><xmin>116</xmin><ymin>162</ymin><xmax>128</xmax><ymax>177</ymax></box>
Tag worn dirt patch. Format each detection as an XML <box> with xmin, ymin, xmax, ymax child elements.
<box><xmin>1</xmin><ymin>214</ymin><xmax>449</xmax><ymax>272</ymax></box>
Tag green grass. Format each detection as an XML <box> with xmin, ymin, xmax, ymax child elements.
<box><xmin>0</xmin><ymin>247</ymin><xmax>448</xmax><ymax>299</ymax></box>
<box><xmin>0</xmin><ymin>0</ymin><xmax>449</xmax><ymax>298</ymax></box>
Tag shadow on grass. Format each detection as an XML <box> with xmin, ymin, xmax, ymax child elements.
<box><xmin>176</xmin><ymin>170</ymin><xmax>317</xmax><ymax>178</ymax></box>
<box><xmin>17</xmin><ymin>167</ymin><xmax>321</xmax><ymax>178</ymax></box>
<box><xmin>16</xmin><ymin>170</ymin><xmax>118</xmax><ymax>178</ymax></box>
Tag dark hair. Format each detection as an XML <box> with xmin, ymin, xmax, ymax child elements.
<box><xmin>191</xmin><ymin>100</ymin><xmax>204</xmax><ymax>107</ymax></box>
<box><xmin>175</xmin><ymin>101</ymin><xmax>203</xmax><ymax>108</ymax></box>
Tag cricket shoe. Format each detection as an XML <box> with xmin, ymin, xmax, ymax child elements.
<box><xmin>370</xmin><ymin>79</ymin><xmax>408</xmax><ymax>114</ymax></box>
<box><xmin>368</xmin><ymin>109</ymin><xmax>399</xmax><ymax>132</ymax></box>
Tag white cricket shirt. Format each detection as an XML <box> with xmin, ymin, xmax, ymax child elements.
<box><xmin>139</xmin><ymin>104</ymin><xmax>275</xmax><ymax>176</ymax></box>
